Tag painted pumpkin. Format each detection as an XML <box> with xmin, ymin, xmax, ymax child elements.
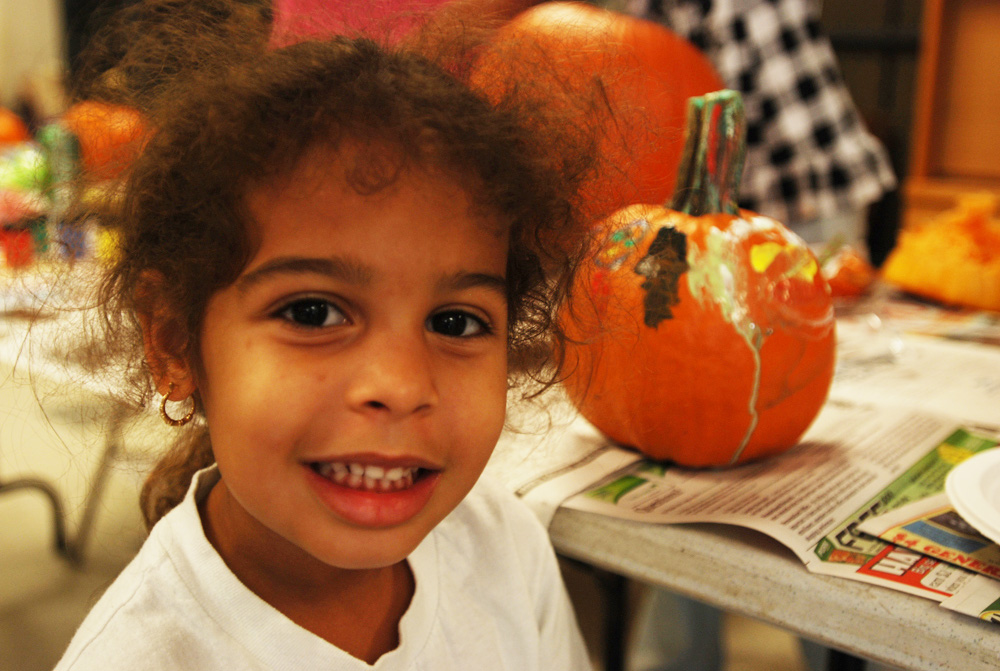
<box><xmin>62</xmin><ymin>101</ymin><xmax>146</xmax><ymax>180</ymax></box>
<box><xmin>561</xmin><ymin>91</ymin><xmax>836</xmax><ymax>467</ymax></box>
<box><xmin>470</xmin><ymin>1</ymin><xmax>724</xmax><ymax>220</ymax></box>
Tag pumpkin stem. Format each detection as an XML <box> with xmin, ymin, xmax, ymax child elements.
<box><xmin>669</xmin><ymin>89</ymin><xmax>746</xmax><ymax>216</ymax></box>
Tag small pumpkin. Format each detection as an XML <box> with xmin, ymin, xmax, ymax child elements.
<box><xmin>821</xmin><ymin>244</ymin><xmax>876</xmax><ymax>298</ymax></box>
<box><xmin>561</xmin><ymin>91</ymin><xmax>836</xmax><ymax>467</ymax></box>
<box><xmin>62</xmin><ymin>101</ymin><xmax>146</xmax><ymax>181</ymax></box>
<box><xmin>470</xmin><ymin>1</ymin><xmax>724</xmax><ymax>220</ymax></box>
<box><xmin>0</xmin><ymin>107</ymin><xmax>30</xmax><ymax>146</ymax></box>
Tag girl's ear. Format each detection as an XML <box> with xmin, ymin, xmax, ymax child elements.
<box><xmin>136</xmin><ymin>272</ymin><xmax>197</xmax><ymax>401</ymax></box>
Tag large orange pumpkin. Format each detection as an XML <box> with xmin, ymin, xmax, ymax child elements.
<box><xmin>561</xmin><ymin>91</ymin><xmax>836</xmax><ymax>467</ymax></box>
<box><xmin>470</xmin><ymin>1</ymin><xmax>724</xmax><ymax>220</ymax></box>
<box><xmin>62</xmin><ymin>101</ymin><xmax>146</xmax><ymax>180</ymax></box>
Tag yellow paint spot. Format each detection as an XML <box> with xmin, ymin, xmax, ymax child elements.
<box><xmin>799</xmin><ymin>258</ymin><xmax>819</xmax><ymax>282</ymax></box>
<box><xmin>750</xmin><ymin>241</ymin><xmax>820</xmax><ymax>282</ymax></box>
<box><xmin>750</xmin><ymin>242</ymin><xmax>784</xmax><ymax>273</ymax></box>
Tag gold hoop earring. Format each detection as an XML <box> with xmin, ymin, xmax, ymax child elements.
<box><xmin>160</xmin><ymin>382</ymin><xmax>195</xmax><ymax>427</ymax></box>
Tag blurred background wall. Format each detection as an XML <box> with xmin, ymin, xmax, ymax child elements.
<box><xmin>821</xmin><ymin>0</ymin><xmax>922</xmax><ymax>266</ymax></box>
<box><xmin>5</xmin><ymin>0</ymin><xmax>928</xmax><ymax>264</ymax></box>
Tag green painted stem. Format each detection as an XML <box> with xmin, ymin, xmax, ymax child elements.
<box><xmin>669</xmin><ymin>89</ymin><xmax>746</xmax><ymax>216</ymax></box>
<box><xmin>668</xmin><ymin>90</ymin><xmax>760</xmax><ymax>465</ymax></box>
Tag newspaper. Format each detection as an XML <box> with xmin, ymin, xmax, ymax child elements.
<box><xmin>857</xmin><ymin>492</ymin><xmax>1000</xmax><ymax>580</ymax></box>
<box><xmin>485</xmin><ymin>300</ymin><xmax>1000</xmax><ymax>615</ymax></box>
<box><xmin>831</xmin><ymin>318</ymin><xmax>1000</xmax><ymax>431</ymax></box>
<box><xmin>563</xmin><ymin>402</ymin><xmax>996</xmax><ymax>601</ymax></box>
<box><xmin>941</xmin><ymin>575</ymin><xmax>1000</xmax><ymax>621</ymax></box>
<box><xmin>488</xmin><ymin>390</ymin><xmax>643</xmax><ymax>526</ymax></box>
<box><xmin>851</xmin><ymin>292</ymin><xmax>1000</xmax><ymax>347</ymax></box>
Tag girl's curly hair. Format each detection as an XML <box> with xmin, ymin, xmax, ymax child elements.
<box><xmin>75</xmin><ymin>0</ymin><xmax>611</xmax><ymax>528</ymax></box>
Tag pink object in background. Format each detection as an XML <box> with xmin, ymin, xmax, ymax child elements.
<box><xmin>270</xmin><ymin>0</ymin><xmax>451</xmax><ymax>45</ymax></box>
<box><xmin>0</xmin><ymin>189</ymin><xmax>46</xmax><ymax>225</ymax></box>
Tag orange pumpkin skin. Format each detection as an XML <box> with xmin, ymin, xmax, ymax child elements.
<box><xmin>0</xmin><ymin>107</ymin><xmax>30</xmax><ymax>146</ymax></box>
<box><xmin>470</xmin><ymin>2</ymin><xmax>724</xmax><ymax>218</ymax></box>
<box><xmin>562</xmin><ymin>204</ymin><xmax>836</xmax><ymax>467</ymax></box>
<box><xmin>63</xmin><ymin>101</ymin><xmax>146</xmax><ymax>180</ymax></box>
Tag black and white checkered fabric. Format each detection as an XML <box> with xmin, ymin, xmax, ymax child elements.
<box><xmin>625</xmin><ymin>0</ymin><xmax>897</xmax><ymax>226</ymax></box>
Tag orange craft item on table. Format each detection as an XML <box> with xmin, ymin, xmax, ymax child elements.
<box><xmin>821</xmin><ymin>244</ymin><xmax>876</xmax><ymax>299</ymax></box>
<box><xmin>1</xmin><ymin>229</ymin><xmax>35</xmax><ymax>267</ymax></box>
<box><xmin>470</xmin><ymin>1</ymin><xmax>724</xmax><ymax>220</ymax></box>
<box><xmin>560</xmin><ymin>91</ymin><xmax>836</xmax><ymax>468</ymax></box>
<box><xmin>0</xmin><ymin>107</ymin><xmax>30</xmax><ymax>146</ymax></box>
<box><xmin>882</xmin><ymin>193</ymin><xmax>1000</xmax><ymax>312</ymax></box>
<box><xmin>62</xmin><ymin>101</ymin><xmax>146</xmax><ymax>181</ymax></box>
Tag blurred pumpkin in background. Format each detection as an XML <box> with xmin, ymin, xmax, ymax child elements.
<box><xmin>561</xmin><ymin>91</ymin><xmax>836</xmax><ymax>468</ymax></box>
<box><xmin>62</xmin><ymin>101</ymin><xmax>146</xmax><ymax>180</ymax></box>
<box><xmin>821</xmin><ymin>244</ymin><xmax>876</xmax><ymax>298</ymax></box>
<box><xmin>882</xmin><ymin>193</ymin><xmax>1000</xmax><ymax>312</ymax></box>
<box><xmin>0</xmin><ymin>107</ymin><xmax>30</xmax><ymax>146</ymax></box>
<box><xmin>470</xmin><ymin>1</ymin><xmax>724</xmax><ymax>221</ymax></box>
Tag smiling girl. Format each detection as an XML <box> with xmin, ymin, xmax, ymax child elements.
<box><xmin>54</xmin><ymin>1</ymin><xmax>604</xmax><ymax>669</ymax></box>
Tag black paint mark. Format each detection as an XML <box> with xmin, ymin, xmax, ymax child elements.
<box><xmin>634</xmin><ymin>227</ymin><xmax>689</xmax><ymax>328</ymax></box>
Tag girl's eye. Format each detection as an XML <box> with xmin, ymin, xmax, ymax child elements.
<box><xmin>427</xmin><ymin>311</ymin><xmax>489</xmax><ymax>338</ymax></box>
<box><xmin>277</xmin><ymin>299</ymin><xmax>346</xmax><ymax>328</ymax></box>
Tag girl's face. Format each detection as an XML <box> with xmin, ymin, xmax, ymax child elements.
<box><xmin>193</xmin><ymin>145</ymin><xmax>509</xmax><ymax>572</ymax></box>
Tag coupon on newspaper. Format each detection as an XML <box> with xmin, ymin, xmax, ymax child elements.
<box><xmin>857</xmin><ymin>492</ymin><xmax>1000</xmax><ymax>580</ymax></box>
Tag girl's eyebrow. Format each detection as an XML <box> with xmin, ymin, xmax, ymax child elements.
<box><xmin>235</xmin><ymin>256</ymin><xmax>508</xmax><ymax>297</ymax></box>
<box><xmin>440</xmin><ymin>271</ymin><xmax>508</xmax><ymax>298</ymax></box>
<box><xmin>236</xmin><ymin>256</ymin><xmax>374</xmax><ymax>290</ymax></box>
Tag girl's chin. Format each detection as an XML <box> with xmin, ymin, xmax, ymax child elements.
<box><xmin>304</xmin><ymin>527</ymin><xmax>428</xmax><ymax>572</ymax></box>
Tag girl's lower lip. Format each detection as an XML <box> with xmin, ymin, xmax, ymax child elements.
<box><xmin>303</xmin><ymin>465</ymin><xmax>441</xmax><ymax>528</ymax></box>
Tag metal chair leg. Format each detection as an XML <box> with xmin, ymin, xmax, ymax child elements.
<box><xmin>0</xmin><ymin>405</ymin><xmax>128</xmax><ymax>564</ymax></box>
<box><xmin>597</xmin><ymin>569</ymin><xmax>628</xmax><ymax>671</ymax></box>
<box><xmin>827</xmin><ymin>648</ymin><xmax>867</xmax><ymax>671</ymax></box>
<box><xmin>0</xmin><ymin>477</ymin><xmax>71</xmax><ymax>560</ymax></box>
<box><xmin>67</xmin><ymin>406</ymin><xmax>126</xmax><ymax>563</ymax></box>
<box><xmin>559</xmin><ymin>555</ymin><xmax>629</xmax><ymax>671</ymax></box>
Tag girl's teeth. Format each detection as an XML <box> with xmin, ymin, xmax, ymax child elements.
<box><xmin>313</xmin><ymin>462</ymin><xmax>418</xmax><ymax>491</ymax></box>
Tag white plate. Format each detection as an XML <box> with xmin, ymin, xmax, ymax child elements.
<box><xmin>946</xmin><ymin>448</ymin><xmax>1000</xmax><ymax>546</ymax></box>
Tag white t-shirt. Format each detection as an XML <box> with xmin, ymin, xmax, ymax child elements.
<box><xmin>55</xmin><ymin>467</ymin><xmax>592</xmax><ymax>670</ymax></box>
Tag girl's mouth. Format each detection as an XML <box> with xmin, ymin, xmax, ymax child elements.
<box><xmin>304</xmin><ymin>458</ymin><xmax>442</xmax><ymax>528</ymax></box>
<box><xmin>308</xmin><ymin>461</ymin><xmax>427</xmax><ymax>492</ymax></box>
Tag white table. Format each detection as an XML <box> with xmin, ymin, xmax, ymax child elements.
<box><xmin>550</xmin><ymin>473</ymin><xmax>1000</xmax><ymax>671</ymax></box>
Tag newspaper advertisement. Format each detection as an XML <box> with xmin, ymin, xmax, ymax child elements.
<box><xmin>857</xmin><ymin>492</ymin><xmax>1000</xmax><ymax>580</ymax></box>
<box><xmin>941</xmin><ymin>575</ymin><xmax>1000</xmax><ymax>621</ymax></box>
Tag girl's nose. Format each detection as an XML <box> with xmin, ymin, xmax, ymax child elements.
<box><xmin>345</xmin><ymin>335</ymin><xmax>439</xmax><ymax>417</ymax></box>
